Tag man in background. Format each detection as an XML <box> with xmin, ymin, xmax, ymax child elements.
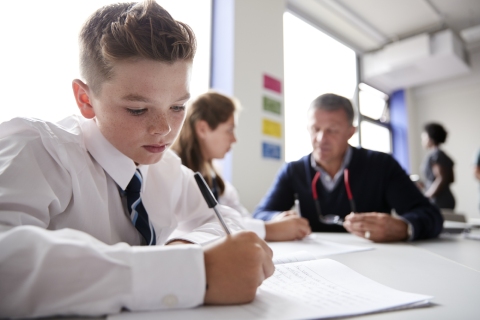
<box><xmin>253</xmin><ymin>93</ymin><xmax>443</xmax><ymax>242</ymax></box>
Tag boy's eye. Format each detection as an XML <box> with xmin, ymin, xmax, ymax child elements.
<box><xmin>127</xmin><ymin>108</ymin><xmax>147</xmax><ymax>116</ymax></box>
<box><xmin>171</xmin><ymin>105</ymin><xmax>186</xmax><ymax>112</ymax></box>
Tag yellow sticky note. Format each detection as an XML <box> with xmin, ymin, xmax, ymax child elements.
<box><xmin>262</xmin><ymin>119</ymin><xmax>282</xmax><ymax>138</ymax></box>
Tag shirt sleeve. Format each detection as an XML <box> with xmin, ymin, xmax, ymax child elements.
<box><xmin>384</xmin><ymin>155</ymin><xmax>444</xmax><ymax>240</ymax></box>
<box><xmin>219</xmin><ymin>181</ymin><xmax>266</xmax><ymax>239</ymax></box>
<box><xmin>169</xmin><ymin>165</ymin><xmax>246</xmax><ymax>245</ymax></box>
<box><xmin>476</xmin><ymin>149</ymin><xmax>480</xmax><ymax>166</ymax></box>
<box><xmin>432</xmin><ymin>150</ymin><xmax>454</xmax><ymax>168</ymax></box>
<box><xmin>0</xmin><ymin>225</ymin><xmax>205</xmax><ymax>318</ymax></box>
<box><xmin>219</xmin><ymin>181</ymin><xmax>250</xmax><ymax>216</ymax></box>
<box><xmin>252</xmin><ymin>163</ymin><xmax>295</xmax><ymax>221</ymax></box>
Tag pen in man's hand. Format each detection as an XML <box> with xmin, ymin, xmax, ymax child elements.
<box><xmin>194</xmin><ymin>172</ymin><xmax>232</xmax><ymax>235</ymax></box>
<box><xmin>294</xmin><ymin>193</ymin><xmax>301</xmax><ymax>216</ymax></box>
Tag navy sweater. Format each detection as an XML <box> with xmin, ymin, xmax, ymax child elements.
<box><xmin>253</xmin><ymin>148</ymin><xmax>443</xmax><ymax>240</ymax></box>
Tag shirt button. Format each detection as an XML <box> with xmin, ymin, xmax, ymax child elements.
<box><xmin>162</xmin><ymin>294</ymin><xmax>178</xmax><ymax>307</ymax></box>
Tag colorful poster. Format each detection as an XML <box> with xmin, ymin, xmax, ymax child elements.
<box><xmin>262</xmin><ymin>118</ymin><xmax>282</xmax><ymax>138</ymax></box>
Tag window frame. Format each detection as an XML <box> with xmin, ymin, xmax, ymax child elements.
<box><xmin>356</xmin><ymin>83</ymin><xmax>392</xmax><ymax>154</ymax></box>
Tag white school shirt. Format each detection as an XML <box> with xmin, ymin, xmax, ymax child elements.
<box><xmin>219</xmin><ymin>180</ymin><xmax>266</xmax><ymax>239</ymax></box>
<box><xmin>0</xmin><ymin>115</ymin><xmax>244</xmax><ymax>319</ymax></box>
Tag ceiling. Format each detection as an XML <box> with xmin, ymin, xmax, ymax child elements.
<box><xmin>287</xmin><ymin>0</ymin><xmax>480</xmax><ymax>54</ymax></box>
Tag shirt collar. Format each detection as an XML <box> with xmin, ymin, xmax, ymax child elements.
<box><xmin>310</xmin><ymin>146</ymin><xmax>353</xmax><ymax>178</ymax></box>
<box><xmin>81</xmin><ymin>118</ymin><xmax>149</xmax><ymax>191</ymax></box>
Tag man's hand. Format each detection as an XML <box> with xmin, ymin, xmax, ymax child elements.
<box><xmin>265</xmin><ymin>215</ymin><xmax>311</xmax><ymax>241</ymax></box>
<box><xmin>343</xmin><ymin>212</ymin><xmax>408</xmax><ymax>242</ymax></box>
<box><xmin>203</xmin><ymin>231</ymin><xmax>275</xmax><ymax>305</ymax></box>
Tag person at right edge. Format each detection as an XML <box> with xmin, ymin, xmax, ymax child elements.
<box><xmin>253</xmin><ymin>93</ymin><xmax>443</xmax><ymax>242</ymax></box>
<box><xmin>420</xmin><ymin>123</ymin><xmax>456</xmax><ymax>210</ymax></box>
<box><xmin>476</xmin><ymin>148</ymin><xmax>480</xmax><ymax>211</ymax></box>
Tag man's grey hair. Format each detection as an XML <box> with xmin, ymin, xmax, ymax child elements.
<box><xmin>309</xmin><ymin>93</ymin><xmax>354</xmax><ymax>125</ymax></box>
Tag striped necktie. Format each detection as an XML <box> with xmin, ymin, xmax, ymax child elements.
<box><xmin>125</xmin><ymin>169</ymin><xmax>156</xmax><ymax>245</ymax></box>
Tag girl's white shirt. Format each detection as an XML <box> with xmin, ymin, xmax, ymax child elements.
<box><xmin>219</xmin><ymin>180</ymin><xmax>266</xmax><ymax>239</ymax></box>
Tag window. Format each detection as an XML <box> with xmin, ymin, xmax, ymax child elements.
<box><xmin>357</xmin><ymin>83</ymin><xmax>391</xmax><ymax>153</ymax></box>
<box><xmin>283</xmin><ymin>12</ymin><xmax>357</xmax><ymax>162</ymax></box>
<box><xmin>0</xmin><ymin>0</ymin><xmax>211</xmax><ymax>124</ymax></box>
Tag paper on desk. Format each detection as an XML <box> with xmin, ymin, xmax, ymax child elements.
<box><xmin>272</xmin><ymin>250</ymin><xmax>316</xmax><ymax>264</ymax></box>
<box><xmin>465</xmin><ymin>229</ymin><xmax>480</xmax><ymax>240</ymax></box>
<box><xmin>239</xmin><ymin>259</ymin><xmax>432</xmax><ymax>319</ymax></box>
<box><xmin>108</xmin><ymin>259</ymin><xmax>432</xmax><ymax>320</ymax></box>
<box><xmin>268</xmin><ymin>234</ymin><xmax>373</xmax><ymax>259</ymax></box>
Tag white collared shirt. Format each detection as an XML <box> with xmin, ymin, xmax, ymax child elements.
<box><xmin>219</xmin><ymin>181</ymin><xmax>266</xmax><ymax>239</ymax></box>
<box><xmin>0</xmin><ymin>115</ymin><xmax>244</xmax><ymax>318</ymax></box>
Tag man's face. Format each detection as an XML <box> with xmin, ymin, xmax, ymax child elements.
<box><xmin>307</xmin><ymin>108</ymin><xmax>355</xmax><ymax>167</ymax></box>
<box><xmin>89</xmin><ymin>59</ymin><xmax>191</xmax><ymax>165</ymax></box>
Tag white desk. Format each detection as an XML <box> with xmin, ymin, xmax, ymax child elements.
<box><xmin>43</xmin><ymin>233</ymin><xmax>480</xmax><ymax>320</ymax></box>
<box><xmin>412</xmin><ymin>233</ymin><xmax>480</xmax><ymax>272</ymax></box>
<box><xmin>291</xmin><ymin>233</ymin><xmax>480</xmax><ymax>320</ymax></box>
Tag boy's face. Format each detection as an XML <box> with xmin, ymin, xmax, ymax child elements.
<box><xmin>87</xmin><ymin>59</ymin><xmax>192</xmax><ymax>165</ymax></box>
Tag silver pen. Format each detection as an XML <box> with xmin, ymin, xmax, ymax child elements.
<box><xmin>194</xmin><ymin>172</ymin><xmax>231</xmax><ymax>234</ymax></box>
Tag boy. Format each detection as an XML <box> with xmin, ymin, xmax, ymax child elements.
<box><xmin>0</xmin><ymin>1</ymin><xmax>274</xmax><ymax>318</ymax></box>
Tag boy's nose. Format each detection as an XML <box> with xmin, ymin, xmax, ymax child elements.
<box><xmin>149</xmin><ymin>113</ymin><xmax>171</xmax><ymax>136</ymax></box>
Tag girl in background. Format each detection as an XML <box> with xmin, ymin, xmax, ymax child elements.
<box><xmin>421</xmin><ymin>122</ymin><xmax>456</xmax><ymax>209</ymax></box>
<box><xmin>172</xmin><ymin>91</ymin><xmax>311</xmax><ymax>241</ymax></box>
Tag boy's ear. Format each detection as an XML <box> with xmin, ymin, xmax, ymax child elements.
<box><xmin>72</xmin><ymin>79</ymin><xmax>95</xmax><ymax>119</ymax></box>
<box><xmin>195</xmin><ymin>120</ymin><xmax>210</xmax><ymax>139</ymax></box>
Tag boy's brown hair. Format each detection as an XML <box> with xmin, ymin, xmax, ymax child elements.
<box><xmin>79</xmin><ymin>0</ymin><xmax>196</xmax><ymax>95</ymax></box>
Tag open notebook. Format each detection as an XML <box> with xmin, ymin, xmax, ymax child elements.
<box><xmin>109</xmin><ymin>251</ymin><xmax>432</xmax><ymax>320</ymax></box>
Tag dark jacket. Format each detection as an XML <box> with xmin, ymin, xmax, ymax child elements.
<box><xmin>253</xmin><ymin>147</ymin><xmax>443</xmax><ymax>240</ymax></box>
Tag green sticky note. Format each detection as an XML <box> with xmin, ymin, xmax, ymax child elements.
<box><xmin>263</xmin><ymin>96</ymin><xmax>282</xmax><ymax>115</ymax></box>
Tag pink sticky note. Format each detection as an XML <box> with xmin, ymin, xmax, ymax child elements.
<box><xmin>263</xmin><ymin>74</ymin><xmax>282</xmax><ymax>94</ymax></box>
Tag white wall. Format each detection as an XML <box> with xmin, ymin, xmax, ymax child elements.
<box><xmin>230</xmin><ymin>0</ymin><xmax>287</xmax><ymax>212</ymax></box>
<box><xmin>408</xmin><ymin>50</ymin><xmax>480</xmax><ymax>218</ymax></box>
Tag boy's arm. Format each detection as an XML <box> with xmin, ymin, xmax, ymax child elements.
<box><xmin>0</xmin><ymin>225</ymin><xmax>206</xmax><ymax>318</ymax></box>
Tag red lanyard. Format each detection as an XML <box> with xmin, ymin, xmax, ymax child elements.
<box><xmin>311</xmin><ymin>168</ymin><xmax>356</xmax><ymax>214</ymax></box>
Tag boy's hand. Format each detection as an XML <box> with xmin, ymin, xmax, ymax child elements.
<box><xmin>203</xmin><ymin>231</ymin><xmax>274</xmax><ymax>305</ymax></box>
<box><xmin>265</xmin><ymin>216</ymin><xmax>311</xmax><ymax>241</ymax></box>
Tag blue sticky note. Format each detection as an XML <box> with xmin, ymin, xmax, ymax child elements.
<box><xmin>262</xmin><ymin>142</ymin><xmax>281</xmax><ymax>160</ymax></box>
